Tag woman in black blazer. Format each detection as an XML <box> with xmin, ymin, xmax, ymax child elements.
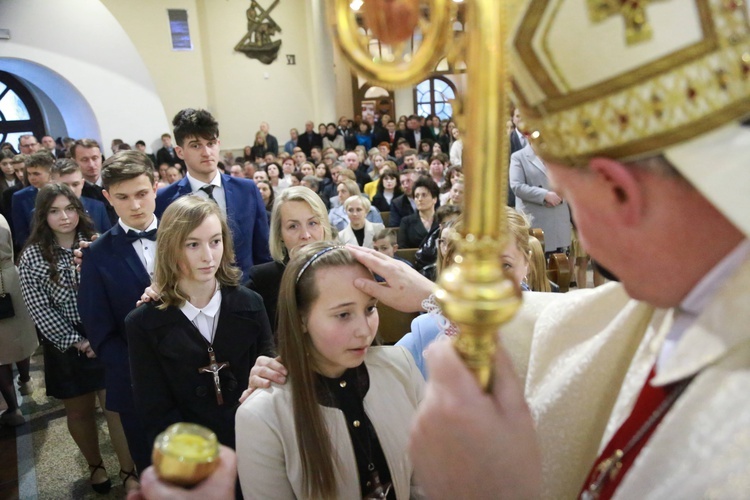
<box><xmin>125</xmin><ymin>197</ymin><xmax>273</xmax><ymax>450</ymax></box>
<box><xmin>245</xmin><ymin>187</ymin><xmax>333</xmax><ymax>336</ymax></box>
<box><xmin>398</xmin><ymin>176</ymin><xmax>440</xmax><ymax>249</ymax></box>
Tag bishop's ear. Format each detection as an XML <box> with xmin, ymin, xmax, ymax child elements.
<box><xmin>589</xmin><ymin>157</ymin><xmax>643</xmax><ymax>227</ymax></box>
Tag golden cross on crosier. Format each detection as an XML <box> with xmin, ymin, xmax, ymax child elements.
<box><xmin>587</xmin><ymin>0</ymin><xmax>669</xmax><ymax>45</ymax></box>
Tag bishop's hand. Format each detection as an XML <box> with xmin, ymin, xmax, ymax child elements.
<box><xmin>409</xmin><ymin>339</ymin><xmax>542</xmax><ymax>499</ymax></box>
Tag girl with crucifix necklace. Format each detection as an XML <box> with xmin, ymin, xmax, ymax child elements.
<box><xmin>125</xmin><ymin>196</ymin><xmax>273</xmax><ymax>453</ymax></box>
<box><xmin>236</xmin><ymin>242</ymin><xmax>425</xmax><ymax>499</ymax></box>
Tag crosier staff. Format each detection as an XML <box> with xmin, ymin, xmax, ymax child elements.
<box><xmin>327</xmin><ymin>0</ymin><xmax>521</xmax><ymax>389</ymax></box>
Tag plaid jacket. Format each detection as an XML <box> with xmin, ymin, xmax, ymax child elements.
<box><xmin>19</xmin><ymin>240</ymin><xmax>83</xmax><ymax>351</ymax></box>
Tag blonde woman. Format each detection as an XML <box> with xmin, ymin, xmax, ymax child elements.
<box><xmin>246</xmin><ymin>186</ymin><xmax>333</xmax><ymax>333</ymax></box>
<box><xmin>125</xmin><ymin>196</ymin><xmax>272</xmax><ymax>449</ymax></box>
<box><xmin>397</xmin><ymin>207</ymin><xmax>533</xmax><ymax>376</ymax></box>
<box><xmin>338</xmin><ymin>195</ymin><xmax>384</xmax><ymax>249</ymax></box>
<box><xmin>328</xmin><ymin>178</ymin><xmax>384</xmax><ymax>231</ymax></box>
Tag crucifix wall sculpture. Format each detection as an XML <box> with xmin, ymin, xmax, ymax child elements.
<box><xmin>235</xmin><ymin>0</ymin><xmax>283</xmax><ymax>64</ymax></box>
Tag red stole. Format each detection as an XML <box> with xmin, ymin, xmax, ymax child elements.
<box><xmin>579</xmin><ymin>366</ymin><xmax>690</xmax><ymax>499</ymax></box>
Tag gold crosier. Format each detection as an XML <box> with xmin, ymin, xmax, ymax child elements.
<box><xmin>327</xmin><ymin>0</ymin><xmax>522</xmax><ymax>390</ymax></box>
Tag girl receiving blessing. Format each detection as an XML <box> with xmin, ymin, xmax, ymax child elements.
<box><xmin>236</xmin><ymin>242</ymin><xmax>425</xmax><ymax>499</ymax></box>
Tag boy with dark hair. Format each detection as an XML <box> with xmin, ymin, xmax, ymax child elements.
<box><xmin>155</xmin><ymin>108</ymin><xmax>271</xmax><ymax>280</ymax></box>
<box><xmin>78</xmin><ymin>150</ymin><xmax>158</xmax><ymax>476</ymax></box>
<box><xmin>12</xmin><ymin>151</ymin><xmax>54</xmax><ymax>248</ymax></box>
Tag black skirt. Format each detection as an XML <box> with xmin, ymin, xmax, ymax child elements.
<box><xmin>41</xmin><ymin>327</ymin><xmax>105</xmax><ymax>399</ymax></box>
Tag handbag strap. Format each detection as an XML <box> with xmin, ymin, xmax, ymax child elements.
<box><xmin>0</xmin><ymin>267</ymin><xmax>6</xmax><ymax>296</ymax></box>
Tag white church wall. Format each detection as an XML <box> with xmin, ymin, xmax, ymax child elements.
<box><xmin>0</xmin><ymin>0</ymin><xmax>170</xmax><ymax>153</ymax></box>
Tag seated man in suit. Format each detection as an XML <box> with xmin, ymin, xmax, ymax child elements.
<box><xmin>11</xmin><ymin>151</ymin><xmax>53</xmax><ymax>249</ymax></box>
<box><xmin>399</xmin><ymin>114</ymin><xmax>432</xmax><ymax>149</ymax></box>
<box><xmin>388</xmin><ymin>169</ymin><xmax>417</xmax><ymax>227</ymax></box>
<box><xmin>72</xmin><ymin>138</ymin><xmax>119</xmax><ymax>225</ymax></box>
<box><xmin>51</xmin><ymin>160</ymin><xmax>111</xmax><ymax>234</ymax></box>
<box><xmin>155</xmin><ymin>108</ymin><xmax>271</xmax><ymax>280</ymax></box>
<box><xmin>41</xmin><ymin>135</ymin><xmax>65</xmax><ymax>159</ymax></box>
<box><xmin>343</xmin><ymin>151</ymin><xmax>371</xmax><ymax>191</ymax></box>
<box><xmin>78</xmin><ymin>150</ymin><xmax>160</xmax><ymax>474</ymax></box>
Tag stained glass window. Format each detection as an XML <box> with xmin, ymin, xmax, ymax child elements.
<box><xmin>0</xmin><ymin>71</ymin><xmax>44</xmax><ymax>149</ymax></box>
<box><xmin>168</xmin><ymin>9</ymin><xmax>192</xmax><ymax>51</ymax></box>
<box><xmin>415</xmin><ymin>77</ymin><xmax>456</xmax><ymax>121</ymax></box>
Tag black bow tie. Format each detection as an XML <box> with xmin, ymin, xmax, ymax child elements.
<box><xmin>125</xmin><ymin>228</ymin><xmax>157</xmax><ymax>243</ymax></box>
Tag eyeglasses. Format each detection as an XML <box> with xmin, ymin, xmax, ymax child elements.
<box><xmin>20</xmin><ymin>142</ymin><xmax>38</xmax><ymax>150</ymax></box>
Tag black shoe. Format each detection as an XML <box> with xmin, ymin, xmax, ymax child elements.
<box><xmin>88</xmin><ymin>461</ymin><xmax>112</xmax><ymax>494</ymax></box>
<box><xmin>120</xmin><ymin>468</ymin><xmax>140</xmax><ymax>494</ymax></box>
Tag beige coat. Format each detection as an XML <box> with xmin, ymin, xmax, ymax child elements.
<box><xmin>236</xmin><ymin>346</ymin><xmax>425</xmax><ymax>499</ymax></box>
<box><xmin>0</xmin><ymin>215</ymin><xmax>38</xmax><ymax>365</ymax></box>
<box><xmin>504</xmin><ymin>252</ymin><xmax>750</xmax><ymax>499</ymax></box>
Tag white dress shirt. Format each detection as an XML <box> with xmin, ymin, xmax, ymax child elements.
<box><xmin>119</xmin><ymin>216</ymin><xmax>158</xmax><ymax>278</ymax></box>
<box><xmin>515</xmin><ymin>129</ymin><xmax>527</xmax><ymax>148</ymax></box>
<box><xmin>187</xmin><ymin>171</ymin><xmax>227</xmax><ymax>214</ymax></box>
<box><xmin>657</xmin><ymin>238</ymin><xmax>750</xmax><ymax>371</ymax></box>
<box><xmin>179</xmin><ymin>286</ymin><xmax>222</xmax><ymax>343</ymax></box>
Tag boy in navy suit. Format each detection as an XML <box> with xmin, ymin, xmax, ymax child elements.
<box><xmin>11</xmin><ymin>151</ymin><xmax>53</xmax><ymax>249</ymax></box>
<box><xmin>155</xmin><ymin>109</ymin><xmax>271</xmax><ymax>280</ymax></box>
<box><xmin>78</xmin><ymin>151</ymin><xmax>158</xmax><ymax>474</ymax></box>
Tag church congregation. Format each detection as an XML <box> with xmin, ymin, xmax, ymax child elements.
<box><xmin>1</xmin><ymin>99</ymin><xmax>564</xmax><ymax>497</ymax></box>
<box><xmin>2</xmin><ymin>0</ymin><xmax>750</xmax><ymax>499</ymax></box>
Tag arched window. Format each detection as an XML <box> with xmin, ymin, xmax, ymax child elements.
<box><xmin>415</xmin><ymin>77</ymin><xmax>456</xmax><ymax>121</ymax></box>
<box><xmin>0</xmin><ymin>71</ymin><xmax>45</xmax><ymax>149</ymax></box>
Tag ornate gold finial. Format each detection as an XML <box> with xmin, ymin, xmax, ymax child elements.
<box><xmin>328</xmin><ymin>0</ymin><xmax>522</xmax><ymax>390</ymax></box>
<box><xmin>587</xmin><ymin>0</ymin><xmax>669</xmax><ymax>45</ymax></box>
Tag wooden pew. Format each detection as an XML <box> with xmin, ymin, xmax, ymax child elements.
<box><xmin>377</xmin><ymin>302</ymin><xmax>418</xmax><ymax>345</ymax></box>
<box><xmin>547</xmin><ymin>253</ymin><xmax>571</xmax><ymax>292</ymax></box>
<box><xmin>530</xmin><ymin>228</ymin><xmax>544</xmax><ymax>249</ymax></box>
<box><xmin>529</xmin><ymin>227</ymin><xmax>571</xmax><ymax>291</ymax></box>
<box><xmin>395</xmin><ymin>248</ymin><xmax>418</xmax><ymax>266</ymax></box>
<box><xmin>380</xmin><ymin>211</ymin><xmax>390</xmax><ymax>227</ymax></box>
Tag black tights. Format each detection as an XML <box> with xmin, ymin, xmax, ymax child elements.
<box><xmin>15</xmin><ymin>358</ymin><xmax>30</xmax><ymax>382</ymax></box>
<box><xmin>0</xmin><ymin>364</ymin><xmax>18</xmax><ymax>412</ymax></box>
<box><xmin>0</xmin><ymin>358</ymin><xmax>31</xmax><ymax>412</ymax></box>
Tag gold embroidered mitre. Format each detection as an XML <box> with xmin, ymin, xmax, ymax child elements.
<box><xmin>509</xmin><ymin>0</ymin><xmax>750</xmax><ymax>236</ymax></box>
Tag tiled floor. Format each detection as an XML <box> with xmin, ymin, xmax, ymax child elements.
<box><xmin>0</xmin><ymin>349</ymin><xmax>126</xmax><ymax>500</ymax></box>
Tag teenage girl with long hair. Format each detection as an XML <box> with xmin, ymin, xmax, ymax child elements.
<box><xmin>237</xmin><ymin>242</ymin><xmax>424</xmax><ymax>499</ymax></box>
<box><xmin>19</xmin><ymin>183</ymin><xmax>136</xmax><ymax>493</ymax></box>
